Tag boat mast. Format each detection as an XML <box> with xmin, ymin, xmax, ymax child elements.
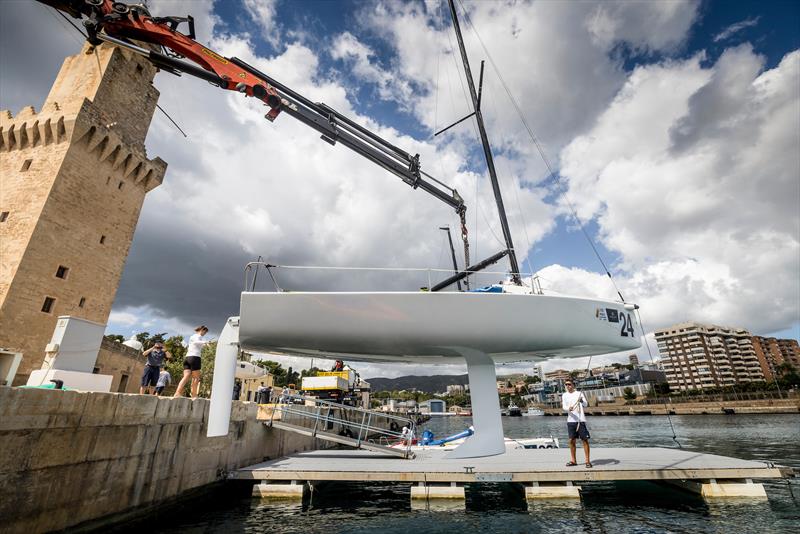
<box><xmin>447</xmin><ymin>0</ymin><xmax>521</xmax><ymax>284</ymax></box>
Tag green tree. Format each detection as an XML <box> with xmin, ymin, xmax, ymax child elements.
<box><xmin>255</xmin><ymin>360</ymin><xmax>287</xmax><ymax>386</ymax></box>
<box><xmin>525</xmin><ymin>375</ymin><xmax>541</xmax><ymax>384</ymax></box>
<box><xmin>623</xmin><ymin>387</ymin><xmax>636</xmax><ymax>401</ymax></box>
<box><xmin>163</xmin><ymin>335</ymin><xmax>187</xmax><ymax>360</ymax></box>
<box><xmin>161</xmin><ymin>335</ymin><xmax>187</xmax><ymax>396</ymax></box>
<box><xmin>198</xmin><ymin>342</ymin><xmax>217</xmax><ymax>398</ymax></box>
<box><xmin>777</xmin><ymin>363</ymin><xmax>800</xmax><ymax>388</ymax></box>
<box><xmin>286</xmin><ymin>366</ymin><xmax>300</xmax><ymax>387</ymax></box>
<box><xmin>652</xmin><ymin>382</ymin><xmax>671</xmax><ymax>395</ymax></box>
<box><xmin>135</xmin><ymin>332</ymin><xmax>167</xmax><ymax>349</ymax></box>
<box><xmin>104</xmin><ymin>334</ymin><xmax>124</xmax><ymax>343</ymax></box>
<box><xmin>301</xmin><ymin>367</ymin><xmax>321</xmax><ymax>378</ymax></box>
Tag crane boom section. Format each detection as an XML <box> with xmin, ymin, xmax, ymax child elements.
<box><xmin>38</xmin><ymin>0</ymin><xmax>465</xmax><ymax>215</ymax></box>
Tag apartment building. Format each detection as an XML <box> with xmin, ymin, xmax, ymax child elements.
<box><xmin>655</xmin><ymin>322</ymin><xmax>765</xmax><ymax>391</ymax></box>
<box><xmin>752</xmin><ymin>336</ymin><xmax>800</xmax><ymax>380</ymax></box>
<box><xmin>545</xmin><ymin>369</ymin><xmax>571</xmax><ymax>381</ymax></box>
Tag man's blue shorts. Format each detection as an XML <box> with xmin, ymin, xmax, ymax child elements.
<box><xmin>141</xmin><ymin>365</ymin><xmax>160</xmax><ymax>387</ymax></box>
<box><xmin>567</xmin><ymin>422</ymin><xmax>590</xmax><ymax>441</ymax></box>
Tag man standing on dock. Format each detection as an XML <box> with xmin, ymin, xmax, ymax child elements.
<box><xmin>562</xmin><ymin>380</ymin><xmax>592</xmax><ymax>468</ymax></box>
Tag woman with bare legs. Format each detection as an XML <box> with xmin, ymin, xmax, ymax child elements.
<box><xmin>174</xmin><ymin>325</ymin><xmax>211</xmax><ymax>399</ymax></box>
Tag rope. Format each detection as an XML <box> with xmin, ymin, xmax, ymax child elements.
<box><xmin>635</xmin><ymin>308</ymin><xmax>682</xmax><ymax>448</ymax></box>
<box><xmin>454</xmin><ymin>0</ymin><xmax>625</xmax><ymax>303</ymax></box>
<box><xmin>443</xmin><ymin>4</ymin><xmax>485</xmax><ymax>273</ymax></box>
<box><xmin>482</xmin><ymin>73</ymin><xmax>536</xmax><ymax>277</ymax></box>
<box><xmin>55</xmin><ymin>9</ymin><xmax>88</xmax><ymax>40</ymax></box>
<box><xmin>42</xmin><ymin>4</ymin><xmax>191</xmax><ymax>140</ymax></box>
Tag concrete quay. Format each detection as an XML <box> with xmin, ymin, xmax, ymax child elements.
<box><xmin>0</xmin><ymin>387</ymin><xmax>326</xmax><ymax>534</ymax></box>
<box><xmin>236</xmin><ymin>447</ymin><xmax>793</xmax><ymax>505</ymax></box>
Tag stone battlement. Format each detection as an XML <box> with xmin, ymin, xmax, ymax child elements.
<box><xmin>0</xmin><ymin>100</ymin><xmax>166</xmax><ymax>191</ymax></box>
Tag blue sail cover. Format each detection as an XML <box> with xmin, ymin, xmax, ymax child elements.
<box><xmin>469</xmin><ymin>285</ymin><xmax>503</xmax><ymax>293</ymax></box>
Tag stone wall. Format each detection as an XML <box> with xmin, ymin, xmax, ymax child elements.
<box><xmin>95</xmin><ymin>337</ymin><xmax>146</xmax><ymax>393</ymax></box>
<box><xmin>0</xmin><ymin>387</ymin><xmax>323</xmax><ymax>533</ymax></box>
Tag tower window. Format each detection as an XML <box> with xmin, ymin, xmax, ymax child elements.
<box><xmin>55</xmin><ymin>265</ymin><xmax>69</xmax><ymax>279</ymax></box>
<box><xmin>21</xmin><ymin>159</ymin><xmax>32</xmax><ymax>172</ymax></box>
<box><xmin>0</xmin><ymin>212</ymin><xmax>8</xmax><ymax>222</ymax></box>
<box><xmin>136</xmin><ymin>64</ymin><xmax>144</xmax><ymax>73</ymax></box>
<box><xmin>118</xmin><ymin>181</ymin><xmax>124</xmax><ymax>190</ymax></box>
<box><xmin>41</xmin><ymin>297</ymin><xmax>56</xmax><ymax>313</ymax></box>
<box><xmin>106</xmin><ymin>177</ymin><xmax>111</xmax><ymax>185</ymax></box>
<box><xmin>100</xmin><ymin>235</ymin><xmax>106</xmax><ymax>244</ymax></box>
<box><xmin>79</xmin><ymin>297</ymin><xmax>86</xmax><ymax>308</ymax></box>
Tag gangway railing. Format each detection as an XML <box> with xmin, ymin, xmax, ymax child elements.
<box><xmin>266</xmin><ymin>394</ymin><xmax>417</xmax><ymax>459</ymax></box>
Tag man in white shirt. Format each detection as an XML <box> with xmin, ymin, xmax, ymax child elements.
<box><xmin>562</xmin><ymin>379</ymin><xmax>592</xmax><ymax>468</ymax></box>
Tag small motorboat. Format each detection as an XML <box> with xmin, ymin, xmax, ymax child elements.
<box><xmin>507</xmin><ymin>402</ymin><xmax>522</xmax><ymax>417</ymax></box>
<box><xmin>391</xmin><ymin>427</ymin><xmax>559</xmax><ymax>451</ymax></box>
<box><xmin>524</xmin><ymin>407</ymin><xmax>545</xmax><ymax>416</ymax></box>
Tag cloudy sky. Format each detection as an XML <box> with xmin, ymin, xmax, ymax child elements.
<box><xmin>2</xmin><ymin>0</ymin><xmax>798</xmax><ymax>378</ymax></box>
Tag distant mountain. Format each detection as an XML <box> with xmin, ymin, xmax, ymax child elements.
<box><xmin>367</xmin><ymin>374</ymin><xmax>468</xmax><ymax>393</ymax></box>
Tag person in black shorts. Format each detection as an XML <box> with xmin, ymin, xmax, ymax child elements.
<box><xmin>562</xmin><ymin>379</ymin><xmax>592</xmax><ymax>468</ymax></box>
<box><xmin>174</xmin><ymin>326</ymin><xmax>211</xmax><ymax>398</ymax></box>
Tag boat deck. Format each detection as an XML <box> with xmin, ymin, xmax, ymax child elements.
<box><xmin>234</xmin><ymin>447</ymin><xmax>790</xmax><ymax>484</ymax></box>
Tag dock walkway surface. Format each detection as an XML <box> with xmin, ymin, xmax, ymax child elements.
<box><xmin>234</xmin><ymin>447</ymin><xmax>790</xmax><ymax>483</ymax></box>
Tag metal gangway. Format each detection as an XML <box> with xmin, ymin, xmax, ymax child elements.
<box><xmin>265</xmin><ymin>394</ymin><xmax>417</xmax><ymax>459</ymax></box>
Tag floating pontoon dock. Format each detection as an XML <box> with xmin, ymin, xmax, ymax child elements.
<box><xmin>234</xmin><ymin>447</ymin><xmax>793</xmax><ymax>501</ymax></box>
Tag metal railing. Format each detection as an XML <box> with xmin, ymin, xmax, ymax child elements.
<box><xmin>267</xmin><ymin>394</ymin><xmax>417</xmax><ymax>458</ymax></box>
<box><xmin>242</xmin><ymin>261</ymin><xmax>545</xmax><ymax>294</ymax></box>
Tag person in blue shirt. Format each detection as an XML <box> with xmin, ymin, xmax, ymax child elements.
<box><xmin>140</xmin><ymin>342</ymin><xmax>171</xmax><ymax>395</ymax></box>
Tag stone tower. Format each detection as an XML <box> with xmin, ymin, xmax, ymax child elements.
<box><xmin>0</xmin><ymin>42</ymin><xmax>167</xmax><ymax>385</ymax></box>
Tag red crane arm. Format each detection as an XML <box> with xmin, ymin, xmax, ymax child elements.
<box><xmin>39</xmin><ymin>0</ymin><xmax>284</xmax><ymax>118</ymax></box>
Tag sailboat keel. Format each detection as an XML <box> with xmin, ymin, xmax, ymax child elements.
<box><xmin>446</xmin><ymin>348</ymin><xmax>505</xmax><ymax>458</ymax></box>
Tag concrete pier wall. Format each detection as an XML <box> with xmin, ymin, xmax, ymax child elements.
<box><xmin>0</xmin><ymin>387</ymin><xmax>323</xmax><ymax>533</ymax></box>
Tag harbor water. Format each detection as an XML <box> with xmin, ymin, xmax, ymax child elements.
<box><xmin>112</xmin><ymin>414</ymin><xmax>799</xmax><ymax>533</ymax></box>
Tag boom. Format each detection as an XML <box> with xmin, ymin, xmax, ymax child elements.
<box><xmin>38</xmin><ymin>0</ymin><xmax>514</xmax><ymax>287</ymax></box>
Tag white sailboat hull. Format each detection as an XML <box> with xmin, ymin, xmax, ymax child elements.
<box><xmin>238</xmin><ymin>291</ymin><xmax>641</xmax><ymax>362</ymax></box>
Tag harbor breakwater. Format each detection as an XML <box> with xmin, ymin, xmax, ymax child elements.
<box><xmin>540</xmin><ymin>397</ymin><xmax>800</xmax><ymax>416</ymax></box>
<box><xmin>0</xmin><ymin>387</ymin><xmax>325</xmax><ymax>533</ymax></box>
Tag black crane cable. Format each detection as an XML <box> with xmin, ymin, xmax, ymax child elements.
<box><xmin>454</xmin><ymin>0</ymin><xmax>626</xmax><ymax>303</ymax></box>
<box><xmin>50</xmin><ymin>7</ymin><xmax>188</xmax><ymax>138</ymax></box>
